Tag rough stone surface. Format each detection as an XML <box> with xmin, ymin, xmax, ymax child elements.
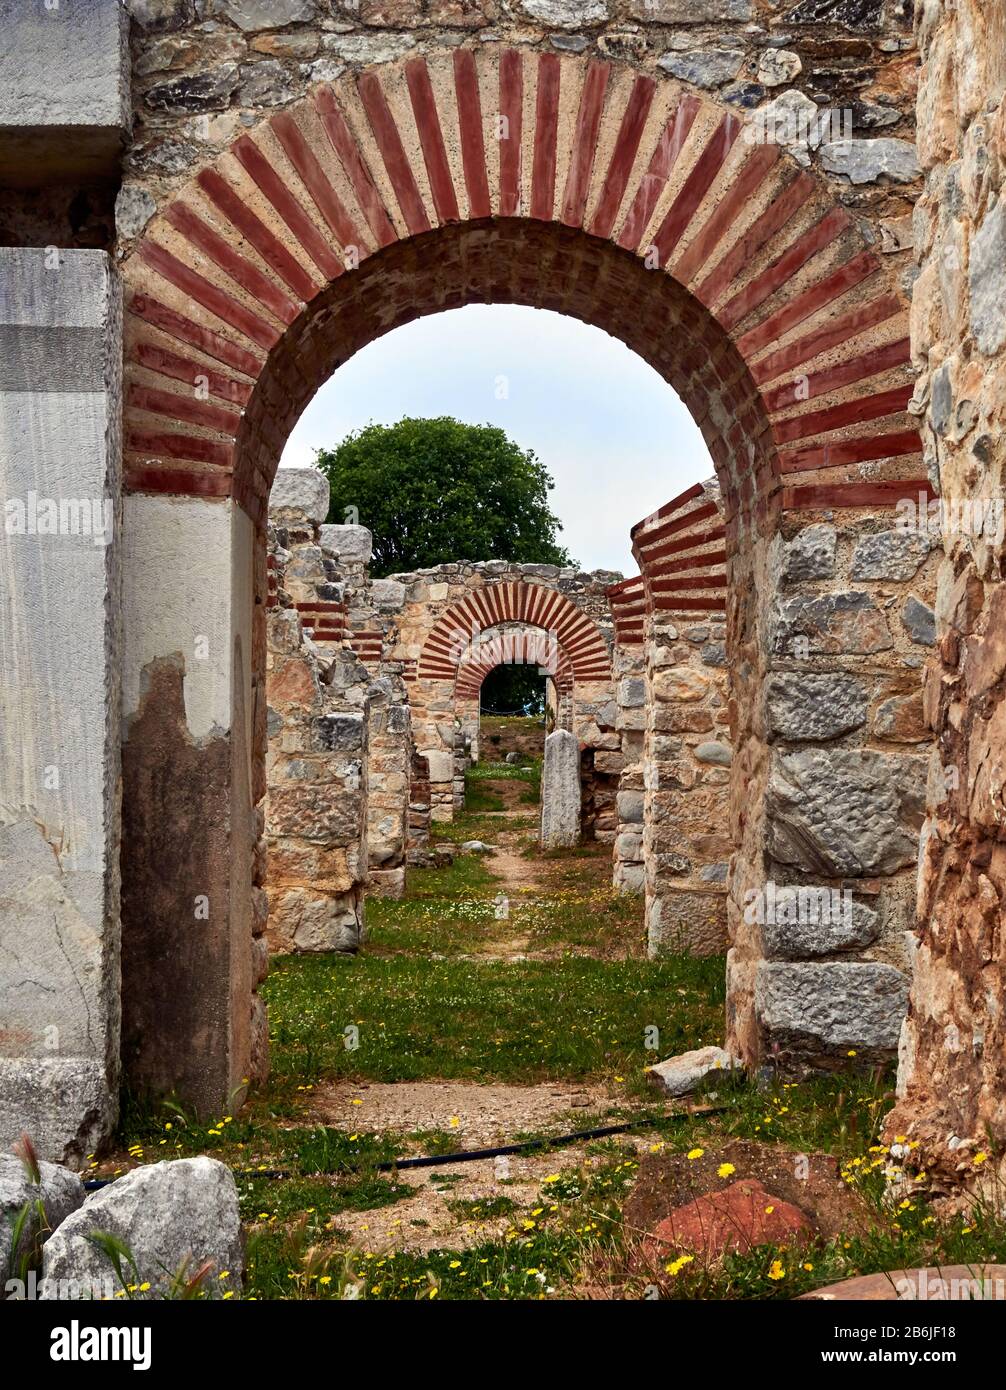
<box><xmin>319</xmin><ymin>524</ymin><xmax>372</xmax><ymax>564</ymax></box>
<box><xmin>757</xmin><ymin>49</ymin><xmax>802</xmax><ymax>87</ymax></box>
<box><xmin>819</xmin><ymin>138</ymin><xmax>921</xmax><ymax>184</ymax></box>
<box><xmin>0</xmin><ymin>1153</ymin><xmax>85</xmax><ymax>1284</ymax></box>
<box><xmin>765</xmin><ymin>672</ymin><xmax>868</xmax><ymax>742</ymax></box>
<box><xmin>269</xmin><ymin>466</ymin><xmax>330</xmax><ymax>524</ymax></box>
<box><xmin>758</xmin><ymin>890</ymin><xmax>881</xmax><ymax>960</ymax></box>
<box><xmin>969</xmin><ymin>199</ymin><xmax>1006</xmax><ymax>357</ymax></box>
<box><xmin>521</xmin><ymin>0</ymin><xmax>608</xmax><ymax>26</ymax></box>
<box><xmin>901</xmin><ymin>595</ymin><xmax>936</xmax><ymax>646</ymax></box>
<box><xmin>851</xmin><ymin>530</ymin><xmax>931</xmax><ymax>581</ymax></box>
<box><xmin>115</xmin><ymin>185</ymin><xmax>157</xmax><ymax>239</ymax></box>
<box><xmin>647</xmin><ymin>1045</ymin><xmax>741</xmax><ymax>1097</ymax></box>
<box><xmin>658</xmin><ymin>48</ymin><xmax>743</xmax><ymax>88</ymax></box>
<box><xmin>782</xmin><ymin>525</ymin><xmax>837</xmax><ymax>582</ymax></box>
<box><xmin>212</xmin><ymin>0</ymin><xmax>317</xmax><ymax>29</ymax></box>
<box><xmin>41</xmin><ymin>1158</ymin><xmax>242</xmax><ymax>1299</ymax></box>
<box><xmin>773</xmin><ymin>591</ymin><xmax>893</xmax><ymax>656</ymax></box>
<box><xmin>766</xmin><ymin>749</ymin><xmax>925</xmax><ymax>876</ymax></box>
<box><xmin>540</xmin><ymin>729</ymin><xmax>580</xmax><ymax>849</ymax></box>
<box><xmin>756</xmin><ymin>962</ymin><xmax>910</xmax><ymax>1055</ymax></box>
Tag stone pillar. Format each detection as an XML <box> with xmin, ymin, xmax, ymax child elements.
<box><xmin>540</xmin><ymin>729</ymin><xmax>580</xmax><ymax>849</ymax></box>
<box><xmin>612</xmin><ymin>662</ymin><xmax>646</xmax><ymax>893</ymax></box>
<box><xmin>727</xmin><ymin>519</ymin><xmax>936</xmax><ymax>1071</ymax></box>
<box><xmin>0</xmin><ymin>248</ymin><xmax>122</xmax><ymax>1164</ymax></box>
<box><xmin>120</xmin><ymin>493</ymin><xmax>259</xmax><ymax>1117</ymax></box>
<box><xmin>265</xmin><ymin>471</ymin><xmax>369</xmax><ymax>949</ymax></box>
<box><xmin>643</xmin><ymin>613</ymin><xmax>731</xmax><ymax>957</ymax></box>
<box><xmin>884</xmin><ymin>0</ymin><xmax>1006</xmax><ymax>1180</ymax></box>
<box><xmin>366</xmin><ymin>676</ymin><xmax>411</xmax><ymax>899</ymax></box>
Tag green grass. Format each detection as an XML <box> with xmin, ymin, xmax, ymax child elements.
<box><xmin>263</xmin><ymin>951</ymin><xmax>725</xmax><ymax>1089</ymax></box>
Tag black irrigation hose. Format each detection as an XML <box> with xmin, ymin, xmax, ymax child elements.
<box><xmin>82</xmin><ymin>1106</ymin><xmax>726</xmax><ymax>1191</ymax></box>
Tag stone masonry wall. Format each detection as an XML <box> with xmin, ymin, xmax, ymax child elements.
<box><xmin>885</xmin><ymin>0</ymin><xmax>1006</xmax><ymax>1188</ymax></box>
<box><xmin>728</xmin><ymin>496</ymin><xmax>940</xmax><ymax>1069</ymax></box>
<box><xmin>265</xmin><ymin>471</ymin><xmax>369</xmax><ymax>952</ymax></box>
<box><xmin>118</xmin><ymin>0</ymin><xmax>920</xmax><ymax>261</ymax></box>
<box><xmin>385</xmin><ymin>560</ymin><xmax>621</xmax><ymax>820</ymax></box>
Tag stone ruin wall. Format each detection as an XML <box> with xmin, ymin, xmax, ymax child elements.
<box><xmin>6</xmin><ymin>0</ymin><xmax>992</xmax><ymax>1162</ymax></box>
<box><xmin>265</xmin><ymin>470</ymin><xmax>370</xmax><ymax>952</ymax></box>
<box><xmin>380</xmin><ymin>560</ymin><xmax>623</xmax><ymax>831</ymax></box>
<box><xmin>611</xmin><ymin>470</ymin><xmax>940</xmax><ymax>1065</ymax></box>
<box><xmin>884</xmin><ymin>0</ymin><xmax>1006</xmax><ymax>1188</ymax></box>
<box><xmin>114</xmin><ymin>0</ymin><xmax>921</xmax><ymax>270</ymax></box>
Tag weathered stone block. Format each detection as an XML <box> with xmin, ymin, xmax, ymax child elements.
<box><xmin>540</xmin><ymin>729</ymin><xmax>580</xmax><ymax>849</ymax></box>
<box><xmin>772</xmin><ymin>591</ymin><xmax>893</xmax><ymax>655</ymax></box>
<box><xmin>819</xmin><ymin>139</ymin><xmax>920</xmax><ymax>184</ymax></box>
<box><xmin>755</xmin><ymin>962</ymin><xmax>909</xmax><ymax>1053</ymax></box>
<box><xmin>850</xmin><ymin>530</ymin><xmax>931</xmax><ymax>581</ymax></box>
<box><xmin>269</xmin><ymin>466</ymin><xmax>330</xmax><ymax>525</ymax></box>
<box><xmin>319</xmin><ymin>523</ymin><xmax>373</xmax><ymax>564</ymax></box>
<box><xmin>647</xmin><ymin>889</ymin><xmax>727</xmax><ymax>957</ymax></box>
<box><xmin>766</xmin><ymin>749</ymin><xmax>925</xmax><ymax>876</ymax></box>
<box><xmin>0</xmin><ymin>0</ymin><xmax>129</xmax><ymax>182</ymax></box>
<box><xmin>765</xmin><ymin>672</ymin><xmax>868</xmax><ymax>742</ymax></box>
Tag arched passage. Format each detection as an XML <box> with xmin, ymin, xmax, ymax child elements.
<box><xmin>118</xmin><ymin>45</ymin><xmax>927</xmax><ymax>1112</ymax></box>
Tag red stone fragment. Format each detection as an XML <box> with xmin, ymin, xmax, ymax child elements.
<box><xmin>642</xmin><ymin>1179</ymin><xmax>814</xmax><ymax>1265</ymax></box>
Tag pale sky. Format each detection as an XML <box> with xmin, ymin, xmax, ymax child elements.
<box><xmin>278</xmin><ymin>304</ymin><xmax>713</xmax><ymax>577</ymax></box>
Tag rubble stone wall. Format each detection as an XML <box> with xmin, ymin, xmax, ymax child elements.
<box><xmin>265</xmin><ymin>476</ymin><xmax>370</xmax><ymax>952</ymax></box>
<box><xmin>885</xmin><ymin>0</ymin><xmax>1006</xmax><ymax>1186</ymax></box>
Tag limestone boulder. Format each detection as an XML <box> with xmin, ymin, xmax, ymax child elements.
<box><xmin>41</xmin><ymin>1158</ymin><xmax>242</xmax><ymax>1299</ymax></box>
<box><xmin>647</xmin><ymin>1045</ymin><xmax>741</xmax><ymax>1097</ymax></box>
<box><xmin>0</xmin><ymin>1152</ymin><xmax>85</xmax><ymax>1284</ymax></box>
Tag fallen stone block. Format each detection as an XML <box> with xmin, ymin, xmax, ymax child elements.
<box><xmin>41</xmin><ymin>1157</ymin><xmax>243</xmax><ymax>1300</ymax></box>
<box><xmin>0</xmin><ymin>1150</ymin><xmax>85</xmax><ymax>1284</ymax></box>
<box><xmin>646</xmin><ymin>1045</ymin><xmax>742</xmax><ymax>1098</ymax></box>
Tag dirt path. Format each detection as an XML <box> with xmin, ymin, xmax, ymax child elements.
<box><xmin>309</xmin><ymin>1079</ymin><xmax>639</xmax><ymax>1255</ymax></box>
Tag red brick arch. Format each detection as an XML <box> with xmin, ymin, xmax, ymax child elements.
<box><xmin>416</xmin><ymin>581</ymin><xmax>610</xmax><ymax>686</ymax></box>
<box><xmin>122</xmin><ymin>44</ymin><xmax>926</xmax><ymax>536</ymax></box>
<box><xmin>454</xmin><ymin>624</ymin><xmax>576</xmax><ymax>701</ymax></box>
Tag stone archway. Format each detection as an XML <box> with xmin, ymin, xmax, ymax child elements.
<box><xmin>112</xmin><ymin>43</ymin><xmax>930</xmax><ymax>1123</ymax></box>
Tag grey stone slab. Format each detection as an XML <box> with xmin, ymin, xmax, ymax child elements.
<box><xmin>0</xmin><ymin>0</ymin><xmax>129</xmax><ymax>181</ymax></box>
<box><xmin>756</xmin><ymin>961</ymin><xmax>909</xmax><ymax>1052</ymax></box>
<box><xmin>540</xmin><ymin>729</ymin><xmax>580</xmax><ymax>848</ymax></box>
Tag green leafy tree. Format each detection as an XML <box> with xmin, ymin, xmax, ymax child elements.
<box><xmin>315</xmin><ymin>417</ymin><xmax>573</xmax><ymax>577</ymax></box>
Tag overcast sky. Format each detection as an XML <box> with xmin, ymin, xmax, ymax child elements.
<box><xmin>278</xmin><ymin>304</ymin><xmax>713</xmax><ymax>578</ymax></box>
